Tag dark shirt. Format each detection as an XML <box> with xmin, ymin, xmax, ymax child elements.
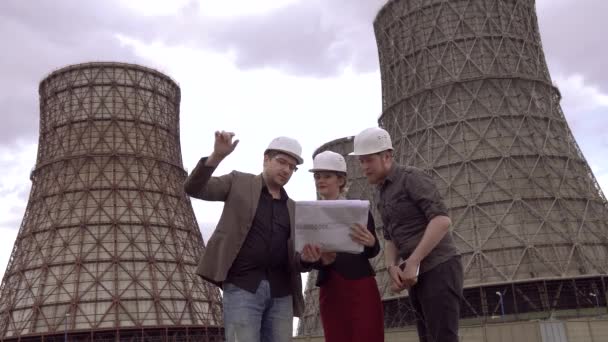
<box><xmin>313</xmin><ymin>211</ymin><xmax>380</xmax><ymax>287</ymax></box>
<box><xmin>378</xmin><ymin>164</ymin><xmax>459</xmax><ymax>274</ymax></box>
<box><xmin>225</xmin><ymin>184</ymin><xmax>292</xmax><ymax>297</ymax></box>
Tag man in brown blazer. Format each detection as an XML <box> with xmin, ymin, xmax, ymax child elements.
<box><xmin>184</xmin><ymin>131</ymin><xmax>321</xmax><ymax>342</ymax></box>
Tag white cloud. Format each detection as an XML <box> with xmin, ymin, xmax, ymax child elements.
<box><xmin>597</xmin><ymin>174</ymin><xmax>608</xmax><ymax>197</ymax></box>
<box><xmin>199</xmin><ymin>0</ymin><xmax>302</xmax><ymax>17</ymax></box>
<box><xmin>0</xmin><ymin>142</ymin><xmax>36</xmax><ymax>282</ymax></box>
<box><xmin>536</xmin><ymin>0</ymin><xmax>608</xmax><ymax>92</ymax></box>
<box><xmin>590</xmin><ymin>162</ymin><xmax>608</xmax><ymax>195</ymax></box>
<box><xmin>0</xmin><ymin>228</ymin><xmax>21</xmax><ymax>281</ymax></box>
<box><xmin>548</xmin><ymin>72</ymin><xmax>608</xmax><ymax>196</ymax></box>
<box><xmin>0</xmin><ymin>0</ymin><xmax>148</xmax><ymax>143</ymax></box>
<box><xmin>0</xmin><ymin>142</ymin><xmax>36</xmax><ymax>232</ymax></box>
<box><xmin>553</xmin><ymin>73</ymin><xmax>608</xmax><ymax>115</ymax></box>
<box><xmin>119</xmin><ymin>0</ymin><xmax>191</xmax><ymax>16</ymax></box>
<box><xmin>121</xmin><ymin>0</ymin><xmax>301</xmax><ymax>18</ymax></box>
<box><xmin>115</xmin><ymin>0</ymin><xmax>387</xmax><ymax>77</ymax></box>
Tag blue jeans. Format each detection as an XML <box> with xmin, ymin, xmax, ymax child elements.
<box><xmin>223</xmin><ymin>280</ymin><xmax>293</xmax><ymax>342</ymax></box>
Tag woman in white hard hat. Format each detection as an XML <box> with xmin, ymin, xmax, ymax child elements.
<box><xmin>308</xmin><ymin>150</ymin><xmax>384</xmax><ymax>342</ymax></box>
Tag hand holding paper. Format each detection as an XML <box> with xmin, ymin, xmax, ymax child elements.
<box><xmin>295</xmin><ymin>200</ymin><xmax>369</xmax><ymax>254</ymax></box>
<box><xmin>300</xmin><ymin>244</ymin><xmax>322</xmax><ymax>263</ymax></box>
<box><xmin>349</xmin><ymin>223</ymin><xmax>376</xmax><ymax>247</ymax></box>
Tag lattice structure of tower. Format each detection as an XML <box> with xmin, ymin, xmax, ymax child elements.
<box><xmin>371</xmin><ymin>0</ymin><xmax>608</xmax><ymax>327</ymax></box>
<box><xmin>0</xmin><ymin>62</ymin><xmax>223</xmax><ymax>341</ymax></box>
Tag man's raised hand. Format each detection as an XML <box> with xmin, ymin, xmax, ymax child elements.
<box><xmin>207</xmin><ymin>130</ymin><xmax>239</xmax><ymax>166</ymax></box>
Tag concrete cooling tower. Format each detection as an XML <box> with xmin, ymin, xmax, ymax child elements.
<box><xmin>0</xmin><ymin>62</ymin><xmax>223</xmax><ymax>341</ymax></box>
<box><xmin>299</xmin><ymin>0</ymin><xmax>607</xmax><ymax>335</ymax></box>
<box><xmin>374</xmin><ymin>0</ymin><xmax>608</xmax><ymax>325</ymax></box>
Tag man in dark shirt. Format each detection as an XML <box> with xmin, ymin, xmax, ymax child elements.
<box><xmin>351</xmin><ymin>127</ymin><xmax>463</xmax><ymax>342</ymax></box>
<box><xmin>184</xmin><ymin>131</ymin><xmax>321</xmax><ymax>342</ymax></box>
<box><xmin>226</xmin><ymin>181</ymin><xmax>293</xmax><ymax>297</ymax></box>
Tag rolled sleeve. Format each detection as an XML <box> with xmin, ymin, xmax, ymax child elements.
<box><xmin>362</xmin><ymin>211</ymin><xmax>381</xmax><ymax>258</ymax></box>
<box><xmin>406</xmin><ymin>170</ymin><xmax>448</xmax><ymax>221</ymax></box>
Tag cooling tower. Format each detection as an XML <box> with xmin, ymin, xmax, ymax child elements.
<box><xmin>373</xmin><ymin>0</ymin><xmax>608</xmax><ymax>325</ymax></box>
<box><xmin>0</xmin><ymin>62</ymin><xmax>223</xmax><ymax>341</ymax></box>
<box><xmin>299</xmin><ymin>0</ymin><xmax>608</xmax><ymax>335</ymax></box>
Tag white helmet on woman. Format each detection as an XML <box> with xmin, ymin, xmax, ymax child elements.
<box><xmin>309</xmin><ymin>151</ymin><xmax>347</xmax><ymax>173</ymax></box>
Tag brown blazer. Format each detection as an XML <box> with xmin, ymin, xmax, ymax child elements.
<box><xmin>184</xmin><ymin>157</ymin><xmax>307</xmax><ymax>317</ymax></box>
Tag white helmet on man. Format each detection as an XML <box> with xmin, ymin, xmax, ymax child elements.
<box><xmin>309</xmin><ymin>151</ymin><xmax>347</xmax><ymax>173</ymax></box>
<box><xmin>349</xmin><ymin>127</ymin><xmax>393</xmax><ymax>156</ymax></box>
<box><xmin>265</xmin><ymin>136</ymin><xmax>304</xmax><ymax>165</ymax></box>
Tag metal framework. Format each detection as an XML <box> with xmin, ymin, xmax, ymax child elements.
<box><xmin>0</xmin><ymin>62</ymin><xmax>223</xmax><ymax>341</ymax></box>
<box><xmin>299</xmin><ymin>0</ymin><xmax>608</xmax><ymax>335</ymax></box>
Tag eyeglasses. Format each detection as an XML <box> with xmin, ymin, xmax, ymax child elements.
<box><xmin>274</xmin><ymin>156</ymin><xmax>298</xmax><ymax>172</ymax></box>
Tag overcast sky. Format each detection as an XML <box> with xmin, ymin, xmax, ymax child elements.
<box><xmin>1</xmin><ymin>0</ymin><xmax>607</xmax><ymax>333</ymax></box>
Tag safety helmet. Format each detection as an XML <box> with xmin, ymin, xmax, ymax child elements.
<box><xmin>309</xmin><ymin>151</ymin><xmax>347</xmax><ymax>173</ymax></box>
<box><xmin>265</xmin><ymin>136</ymin><xmax>304</xmax><ymax>164</ymax></box>
<box><xmin>349</xmin><ymin>127</ymin><xmax>393</xmax><ymax>156</ymax></box>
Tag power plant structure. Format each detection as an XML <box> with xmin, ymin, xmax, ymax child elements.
<box><xmin>0</xmin><ymin>62</ymin><xmax>223</xmax><ymax>341</ymax></box>
<box><xmin>298</xmin><ymin>0</ymin><xmax>608</xmax><ymax>336</ymax></box>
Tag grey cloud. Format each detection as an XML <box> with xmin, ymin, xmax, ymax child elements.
<box><xmin>207</xmin><ymin>4</ymin><xmax>344</xmax><ymax>75</ymax></box>
<box><xmin>3</xmin><ymin>0</ymin><xmax>606</xmax><ymax>146</ymax></box>
<box><xmin>0</xmin><ymin>0</ymin><xmax>151</xmax><ymax>143</ymax></box>
<box><xmin>209</xmin><ymin>0</ymin><xmax>385</xmax><ymax>76</ymax></box>
<box><xmin>1</xmin><ymin>0</ymin><xmax>388</xmax><ymax>146</ymax></box>
<box><xmin>145</xmin><ymin>0</ymin><xmax>607</xmax><ymax>89</ymax></box>
<box><xmin>537</xmin><ymin>0</ymin><xmax>608</xmax><ymax>92</ymax></box>
<box><xmin>139</xmin><ymin>0</ymin><xmax>387</xmax><ymax>77</ymax></box>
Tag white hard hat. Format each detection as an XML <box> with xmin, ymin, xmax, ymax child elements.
<box><xmin>265</xmin><ymin>136</ymin><xmax>304</xmax><ymax>164</ymax></box>
<box><xmin>309</xmin><ymin>151</ymin><xmax>347</xmax><ymax>173</ymax></box>
<box><xmin>349</xmin><ymin>127</ymin><xmax>393</xmax><ymax>156</ymax></box>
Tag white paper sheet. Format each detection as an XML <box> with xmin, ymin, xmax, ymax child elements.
<box><xmin>295</xmin><ymin>200</ymin><xmax>369</xmax><ymax>254</ymax></box>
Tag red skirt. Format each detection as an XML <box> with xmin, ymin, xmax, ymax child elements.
<box><xmin>319</xmin><ymin>270</ymin><xmax>384</xmax><ymax>342</ymax></box>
